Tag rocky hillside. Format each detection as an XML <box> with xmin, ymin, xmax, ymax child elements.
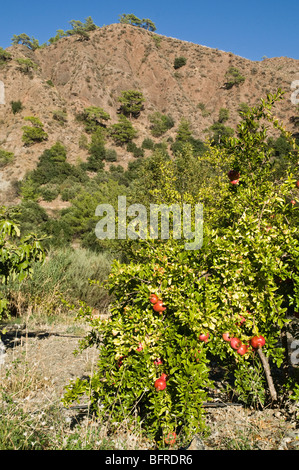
<box><xmin>0</xmin><ymin>22</ymin><xmax>298</xmax><ymax>206</ymax></box>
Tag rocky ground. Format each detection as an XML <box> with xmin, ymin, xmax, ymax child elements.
<box><xmin>0</xmin><ymin>321</ymin><xmax>298</xmax><ymax>450</ymax></box>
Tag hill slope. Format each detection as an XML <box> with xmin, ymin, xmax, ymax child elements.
<box><xmin>0</xmin><ymin>23</ymin><xmax>298</xmax><ymax>205</ymax></box>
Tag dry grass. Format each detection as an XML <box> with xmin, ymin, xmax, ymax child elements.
<box><xmin>0</xmin><ymin>319</ymin><xmax>153</xmax><ymax>450</ymax></box>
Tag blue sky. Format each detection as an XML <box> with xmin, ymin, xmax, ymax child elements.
<box><xmin>0</xmin><ymin>0</ymin><xmax>298</xmax><ymax>61</ymax></box>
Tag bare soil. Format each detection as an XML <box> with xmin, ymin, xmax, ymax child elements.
<box><xmin>0</xmin><ymin>321</ymin><xmax>298</xmax><ymax>450</ymax></box>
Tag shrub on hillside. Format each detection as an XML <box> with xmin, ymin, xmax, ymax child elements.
<box><xmin>149</xmin><ymin>112</ymin><xmax>175</xmax><ymax>137</ymax></box>
<box><xmin>0</xmin><ymin>148</ymin><xmax>14</xmax><ymax>167</ymax></box>
<box><xmin>109</xmin><ymin>115</ymin><xmax>138</xmax><ymax>146</ymax></box>
<box><xmin>39</xmin><ymin>184</ymin><xmax>60</xmax><ymax>202</ymax></box>
<box><xmin>224</xmin><ymin>66</ymin><xmax>245</xmax><ymax>89</ymax></box>
<box><xmin>78</xmin><ymin>106</ymin><xmax>110</xmax><ymax>133</ymax></box>
<box><xmin>174</xmin><ymin>56</ymin><xmax>187</xmax><ymax>69</ymax></box>
<box><xmin>22</xmin><ymin>117</ymin><xmax>48</xmax><ymax>146</ymax></box>
<box><xmin>10</xmin><ymin>100</ymin><xmax>23</xmax><ymax>115</ymax></box>
<box><xmin>31</xmin><ymin>142</ymin><xmax>88</xmax><ymax>185</ymax></box>
<box><xmin>126</xmin><ymin>141</ymin><xmax>144</xmax><ymax>158</ymax></box>
<box><xmin>141</xmin><ymin>138</ymin><xmax>155</xmax><ymax>150</ymax></box>
<box><xmin>105</xmin><ymin>148</ymin><xmax>118</xmax><ymax>162</ymax></box>
<box><xmin>52</xmin><ymin>109</ymin><xmax>68</xmax><ymax>124</ymax></box>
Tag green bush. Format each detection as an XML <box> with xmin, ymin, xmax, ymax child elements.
<box><xmin>31</xmin><ymin>142</ymin><xmax>88</xmax><ymax>185</ymax></box>
<box><xmin>174</xmin><ymin>56</ymin><xmax>187</xmax><ymax>69</ymax></box>
<box><xmin>22</xmin><ymin>117</ymin><xmax>48</xmax><ymax>146</ymax></box>
<box><xmin>208</xmin><ymin>122</ymin><xmax>234</xmax><ymax>145</ymax></box>
<box><xmin>10</xmin><ymin>100</ymin><xmax>23</xmax><ymax>115</ymax></box>
<box><xmin>62</xmin><ymin>90</ymin><xmax>299</xmax><ymax>448</ymax></box>
<box><xmin>108</xmin><ymin>165</ymin><xmax>130</xmax><ymax>187</ymax></box>
<box><xmin>149</xmin><ymin>112</ymin><xmax>175</xmax><ymax>137</ymax></box>
<box><xmin>78</xmin><ymin>134</ymin><xmax>89</xmax><ymax>150</ymax></box>
<box><xmin>142</xmin><ymin>138</ymin><xmax>155</xmax><ymax>150</ymax></box>
<box><xmin>126</xmin><ymin>142</ymin><xmax>144</xmax><ymax>158</ymax></box>
<box><xmin>224</xmin><ymin>67</ymin><xmax>245</xmax><ymax>89</ymax></box>
<box><xmin>10</xmin><ymin>200</ymin><xmax>49</xmax><ymax>236</ymax></box>
<box><xmin>15</xmin><ymin>58</ymin><xmax>38</xmax><ymax>74</ymax></box>
<box><xmin>39</xmin><ymin>184</ymin><xmax>60</xmax><ymax>202</ymax></box>
<box><xmin>60</xmin><ymin>179</ymin><xmax>128</xmax><ymax>252</ymax></box>
<box><xmin>19</xmin><ymin>175</ymin><xmax>40</xmax><ymax>201</ymax></box>
<box><xmin>218</xmin><ymin>108</ymin><xmax>230</xmax><ymax>123</ymax></box>
<box><xmin>238</xmin><ymin>102</ymin><xmax>250</xmax><ymax>115</ymax></box>
<box><xmin>171</xmin><ymin>119</ymin><xmax>206</xmax><ymax>156</ymax></box>
<box><xmin>0</xmin><ymin>47</ymin><xmax>11</xmax><ymax>65</ymax></box>
<box><xmin>0</xmin><ymin>148</ymin><xmax>14</xmax><ymax>168</ymax></box>
<box><xmin>105</xmin><ymin>148</ymin><xmax>118</xmax><ymax>162</ymax></box>
<box><xmin>109</xmin><ymin>115</ymin><xmax>138</xmax><ymax>146</ymax></box>
<box><xmin>117</xmin><ymin>90</ymin><xmax>145</xmax><ymax>118</ymax></box>
<box><xmin>78</xmin><ymin>106</ymin><xmax>110</xmax><ymax>133</ymax></box>
<box><xmin>61</xmin><ymin>184</ymin><xmax>81</xmax><ymax>202</ymax></box>
<box><xmin>5</xmin><ymin>246</ymin><xmax>114</xmax><ymax>314</ymax></box>
<box><xmin>22</xmin><ymin>126</ymin><xmax>48</xmax><ymax>146</ymax></box>
<box><xmin>86</xmin><ymin>142</ymin><xmax>106</xmax><ymax>172</ymax></box>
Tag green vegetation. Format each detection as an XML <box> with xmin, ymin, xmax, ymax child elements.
<box><xmin>15</xmin><ymin>58</ymin><xmax>38</xmax><ymax>74</ymax></box>
<box><xmin>22</xmin><ymin>117</ymin><xmax>48</xmax><ymax>146</ymax></box>
<box><xmin>10</xmin><ymin>100</ymin><xmax>23</xmax><ymax>114</ymax></box>
<box><xmin>117</xmin><ymin>90</ymin><xmax>145</xmax><ymax>118</ymax></box>
<box><xmin>0</xmin><ymin>47</ymin><xmax>11</xmax><ymax>66</ymax></box>
<box><xmin>119</xmin><ymin>14</ymin><xmax>156</xmax><ymax>31</ymax></box>
<box><xmin>149</xmin><ymin>112</ymin><xmax>175</xmax><ymax>137</ymax></box>
<box><xmin>12</xmin><ymin>17</ymin><xmax>98</xmax><ymax>49</ymax></box>
<box><xmin>48</xmin><ymin>29</ymin><xmax>68</xmax><ymax>44</ymax></box>
<box><xmin>152</xmin><ymin>35</ymin><xmax>162</xmax><ymax>48</ymax></box>
<box><xmin>11</xmin><ymin>34</ymin><xmax>42</xmax><ymax>50</ymax></box>
<box><xmin>61</xmin><ymin>89</ymin><xmax>299</xmax><ymax>449</ymax></box>
<box><xmin>170</xmin><ymin>118</ymin><xmax>206</xmax><ymax>156</ymax></box>
<box><xmin>224</xmin><ymin>66</ymin><xmax>246</xmax><ymax>89</ymax></box>
<box><xmin>197</xmin><ymin>102</ymin><xmax>210</xmax><ymax>117</ymax></box>
<box><xmin>174</xmin><ymin>56</ymin><xmax>187</xmax><ymax>69</ymax></box>
<box><xmin>0</xmin><ymin>208</ymin><xmax>45</xmax><ymax>320</ymax></box>
<box><xmin>208</xmin><ymin>121</ymin><xmax>234</xmax><ymax>145</ymax></box>
<box><xmin>67</xmin><ymin>16</ymin><xmax>98</xmax><ymax>41</ymax></box>
<box><xmin>142</xmin><ymin>138</ymin><xmax>155</xmax><ymax>150</ymax></box>
<box><xmin>218</xmin><ymin>107</ymin><xmax>230</xmax><ymax>123</ymax></box>
<box><xmin>238</xmin><ymin>102</ymin><xmax>250</xmax><ymax>115</ymax></box>
<box><xmin>126</xmin><ymin>141</ymin><xmax>144</xmax><ymax>158</ymax></box>
<box><xmin>78</xmin><ymin>106</ymin><xmax>111</xmax><ymax>133</ymax></box>
<box><xmin>0</xmin><ymin>148</ymin><xmax>14</xmax><ymax>168</ymax></box>
<box><xmin>207</xmin><ymin>109</ymin><xmax>234</xmax><ymax>145</ymax></box>
<box><xmin>108</xmin><ymin>115</ymin><xmax>138</xmax><ymax>145</ymax></box>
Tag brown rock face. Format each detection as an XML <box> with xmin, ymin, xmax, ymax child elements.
<box><xmin>0</xmin><ymin>23</ymin><xmax>298</xmax><ymax>206</ymax></box>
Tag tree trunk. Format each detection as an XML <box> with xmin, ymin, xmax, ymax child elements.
<box><xmin>257</xmin><ymin>347</ymin><xmax>277</xmax><ymax>403</ymax></box>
